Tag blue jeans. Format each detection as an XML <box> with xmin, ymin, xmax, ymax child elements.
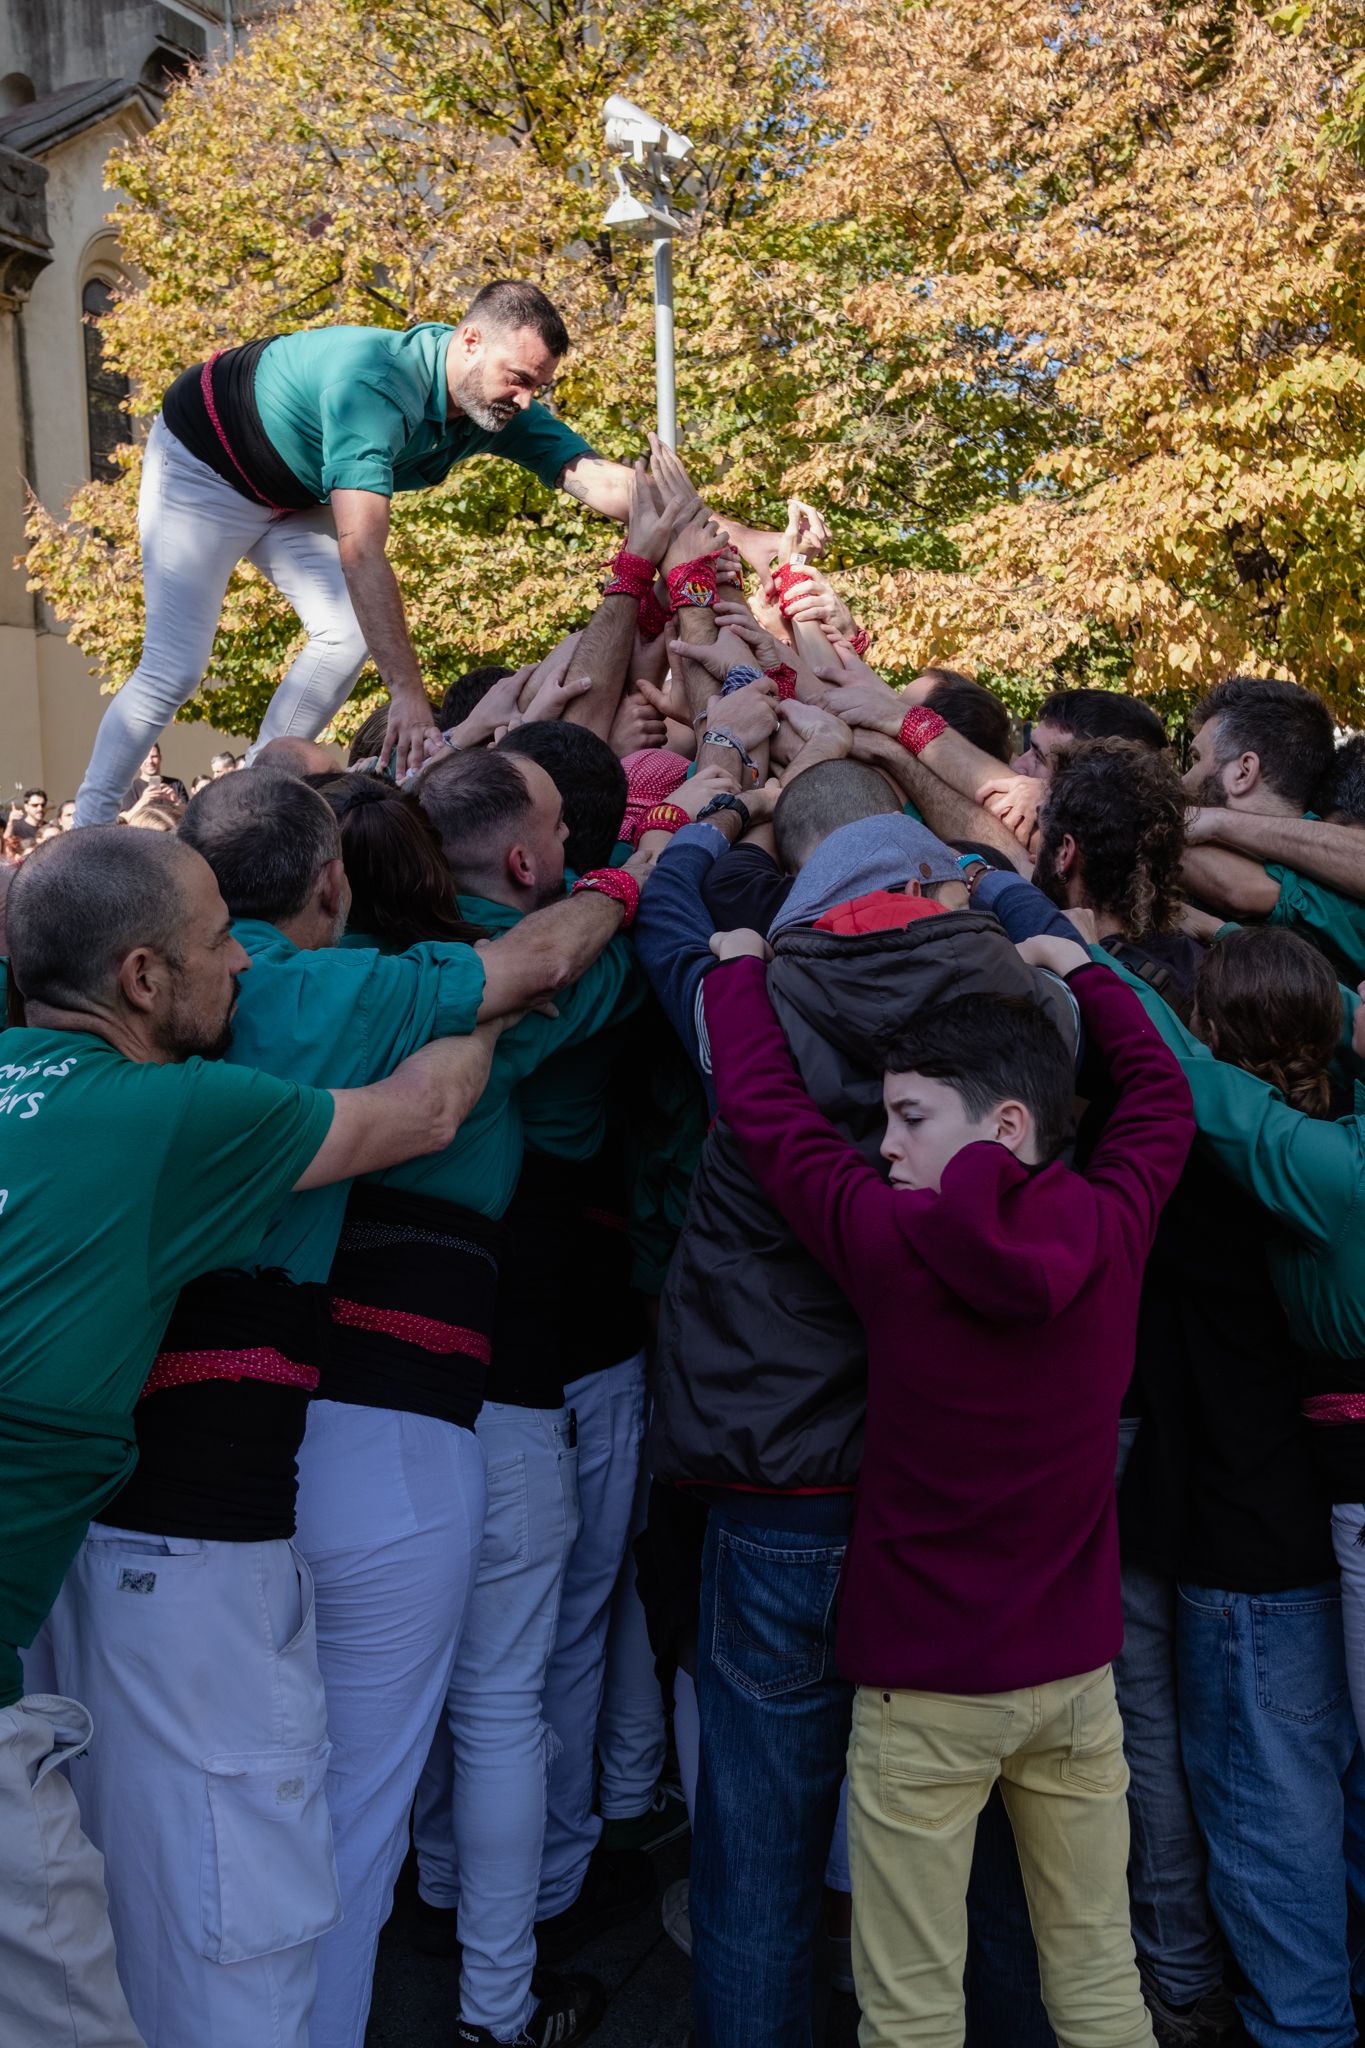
<box><xmin>691</xmin><ymin>1506</ymin><xmax>1054</xmax><ymax>2048</ymax></box>
<box><xmin>1177</xmin><ymin>1578</ymin><xmax>1364</xmax><ymax>2048</ymax></box>
<box><xmin>1114</xmin><ymin>1417</ymin><xmax>1223</xmax><ymax>2007</ymax></box>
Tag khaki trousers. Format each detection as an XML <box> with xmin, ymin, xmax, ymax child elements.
<box><xmin>0</xmin><ymin>1695</ymin><xmax>144</xmax><ymax>2048</ymax></box>
<box><xmin>847</xmin><ymin>1664</ymin><xmax>1155</xmax><ymax>2048</ymax></box>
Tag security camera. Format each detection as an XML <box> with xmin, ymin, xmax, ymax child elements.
<box><xmin>602</xmin><ymin>166</ymin><xmax>685</xmax><ymax>237</ymax></box>
<box><xmin>603</xmin><ymin>94</ymin><xmax>693</xmax><ymax>164</ymax></box>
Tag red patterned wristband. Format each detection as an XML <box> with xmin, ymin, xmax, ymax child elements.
<box><xmin>898</xmin><ymin>706</ymin><xmax>948</xmax><ymax>757</ymax></box>
<box><xmin>638</xmin><ymin>589</ymin><xmax>671</xmax><ymax>641</ymax></box>
<box><xmin>604</xmin><ymin>549</ymin><xmax>657</xmax><ymax>602</ymax></box>
<box><xmin>771</xmin><ymin>561</ymin><xmax>812</xmax><ymax>617</ymax></box>
<box><xmin>640</xmin><ymin>802</ymin><xmax>689</xmax><ymax>837</ymax></box>
<box><xmin>666</xmin><ymin>558</ymin><xmax>718</xmax><ymax>611</ymax></box>
<box><xmin>849</xmin><ymin>627</ymin><xmax>871</xmax><ymax>657</ymax></box>
<box><xmin>765</xmin><ymin>662</ymin><xmax>799</xmax><ymax>701</ymax></box>
<box><xmin>571</xmin><ymin>868</ymin><xmax>641</xmax><ymax>928</ymax></box>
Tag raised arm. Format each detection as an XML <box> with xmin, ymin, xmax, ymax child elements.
<box><xmin>849</xmin><ymin>729</ymin><xmax>1029</xmax><ymax>871</ymax></box>
<box><xmin>474</xmin><ymin>852</ymin><xmax>653</xmax><ymax>1019</ymax></box>
<box><xmin>703</xmin><ymin>947</ymin><xmax>898</xmax><ymax>1300</ymax></box>
<box><xmin>293</xmin><ymin>1023</ymin><xmax>505</xmax><ymax>1189</ymax></box>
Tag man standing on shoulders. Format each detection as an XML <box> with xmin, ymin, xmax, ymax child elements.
<box><xmin>76</xmin><ymin>281</ymin><xmax>802</xmax><ymax>822</ymax></box>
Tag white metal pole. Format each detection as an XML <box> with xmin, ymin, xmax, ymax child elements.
<box><xmin>652</xmin><ymin>232</ymin><xmax>677</xmax><ymax>450</ymax></box>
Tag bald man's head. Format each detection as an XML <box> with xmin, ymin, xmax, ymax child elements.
<box><xmin>252</xmin><ymin>737</ymin><xmax>340</xmax><ymax>779</ymax></box>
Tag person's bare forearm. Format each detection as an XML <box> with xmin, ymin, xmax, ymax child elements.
<box><xmin>855</xmin><ymin>734</ymin><xmax>1028</xmax><ymax>871</ymax></box>
<box><xmin>558</xmin><ymin>453</ymin><xmax>634</xmax><ymax>524</ymax></box>
<box><xmin>1198</xmin><ymin>812</ymin><xmax>1365</xmax><ymax>899</ymax></box>
<box><xmin>294</xmin><ymin>1028</ymin><xmax>500</xmax><ymax>1189</ymax></box>
<box><xmin>476</xmin><ymin>885</ymin><xmax>635</xmax><ymax>1018</ymax></box>
<box><xmin>919</xmin><ymin>725</ymin><xmax>1017</xmax><ymax>808</ymax></box>
<box><xmin>1180</xmin><ymin>845</ymin><xmax>1281</xmax><ymax>917</ymax></box>
<box><xmin>563</xmin><ymin>592</ymin><xmax>638</xmax><ymax>740</ymax></box>
<box><xmin>336</xmin><ymin>541</ymin><xmax>422</xmax><ymax>700</ymax></box>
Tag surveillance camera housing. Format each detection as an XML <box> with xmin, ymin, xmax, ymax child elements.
<box><xmin>602</xmin><ymin>173</ymin><xmax>685</xmax><ymax>237</ymax></box>
<box><xmin>603</xmin><ymin>93</ymin><xmax>693</xmax><ymax>163</ymax></box>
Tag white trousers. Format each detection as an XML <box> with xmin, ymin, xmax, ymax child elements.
<box><xmin>537</xmin><ymin>1352</ymin><xmax>648</xmax><ymax>1918</ymax></box>
<box><xmin>0</xmin><ymin>1694</ymin><xmax>144</xmax><ymax>2048</ymax></box>
<box><xmin>41</xmin><ymin>1526</ymin><xmax>339</xmax><ymax>2048</ymax></box>
<box><xmin>414</xmin><ymin>1402</ymin><xmax>579</xmax><ymax>2039</ymax></box>
<box><xmin>292</xmin><ymin>1401</ymin><xmax>487</xmax><ymax>2048</ymax></box>
<box><xmin>75</xmin><ymin>417</ymin><xmax>369</xmax><ymax>824</ymax></box>
<box><xmin>598</xmin><ymin>1423</ymin><xmax>669</xmax><ymax>1821</ymax></box>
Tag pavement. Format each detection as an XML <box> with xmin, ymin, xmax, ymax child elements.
<box><xmin>366</xmin><ymin>1834</ymin><xmax>861</xmax><ymax>2047</ymax></box>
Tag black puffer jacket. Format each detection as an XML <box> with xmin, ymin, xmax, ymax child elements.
<box><xmin>649</xmin><ymin>907</ymin><xmax>1079</xmax><ymax>1492</ymax></box>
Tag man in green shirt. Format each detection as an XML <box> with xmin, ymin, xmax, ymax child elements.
<box><xmin>76</xmin><ymin>279</ymin><xmax>801</xmax><ymax>824</ymax></box>
<box><xmin>0</xmin><ymin>825</ymin><xmax>502</xmax><ymax>2048</ymax></box>
<box><xmin>34</xmin><ymin>769</ymin><xmax>633</xmax><ymax>2048</ymax></box>
<box><xmin>1178</xmin><ymin>674</ymin><xmax>1365</xmax><ymax>976</ymax></box>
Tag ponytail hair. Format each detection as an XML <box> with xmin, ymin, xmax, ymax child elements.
<box><xmin>1193</xmin><ymin>925</ymin><xmax>1340</xmax><ymax>1118</ymax></box>
<box><xmin>313</xmin><ymin>773</ymin><xmax>486</xmax><ymax>950</ymax></box>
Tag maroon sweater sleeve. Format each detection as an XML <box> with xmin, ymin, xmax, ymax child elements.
<box><xmin>1070</xmin><ymin>963</ymin><xmax>1195</xmax><ymax>1252</ymax></box>
<box><xmin>703</xmin><ymin>957</ymin><xmax>911</xmax><ymax>1302</ymax></box>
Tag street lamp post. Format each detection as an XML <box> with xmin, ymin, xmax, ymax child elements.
<box><xmin>601</xmin><ymin>97</ymin><xmax>693</xmax><ymax>451</ymax></box>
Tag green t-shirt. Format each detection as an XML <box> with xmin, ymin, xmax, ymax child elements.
<box><xmin>1266</xmin><ymin>864</ymin><xmax>1365</xmax><ymax>982</ymax></box>
<box><xmin>252</xmin><ymin>324</ymin><xmax>593</xmax><ymax>500</ymax></box>
<box><xmin>226</xmin><ymin>920</ymin><xmax>486</xmax><ymax>1281</ymax></box>
<box><xmin>0</xmin><ymin>1030</ymin><xmax>333</xmax><ymax>1705</ymax></box>
<box><xmin>371</xmin><ymin>891</ymin><xmax>644</xmax><ymax>1214</ymax></box>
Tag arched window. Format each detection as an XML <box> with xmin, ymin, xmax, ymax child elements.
<box><xmin>82</xmin><ymin>279</ymin><xmax>130</xmax><ymax>482</ymax></box>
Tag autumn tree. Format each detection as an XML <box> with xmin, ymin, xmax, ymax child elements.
<box><xmin>790</xmin><ymin>0</ymin><xmax>1365</xmax><ymax>718</ymax></box>
<box><xmin>27</xmin><ymin>0</ymin><xmax>953</xmax><ymax>739</ymax></box>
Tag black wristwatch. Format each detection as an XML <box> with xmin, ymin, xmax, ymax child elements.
<box><xmin>696</xmin><ymin>792</ymin><xmax>752</xmax><ymax>831</ymax></box>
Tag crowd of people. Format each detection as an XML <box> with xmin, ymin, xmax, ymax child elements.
<box><xmin>4</xmin><ymin>283</ymin><xmax>1365</xmax><ymax>2048</ymax></box>
<box><xmin>3</xmin><ymin>745</ymin><xmax>245</xmax><ymax>861</ymax></box>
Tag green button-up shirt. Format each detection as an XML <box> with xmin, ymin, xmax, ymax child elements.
<box><xmin>252</xmin><ymin>323</ymin><xmax>593</xmax><ymax>500</ymax></box>
<box><xmin>225</xmin><ymin>919</ymin><xmax>486</xmax><ymax>1280</ymax></box>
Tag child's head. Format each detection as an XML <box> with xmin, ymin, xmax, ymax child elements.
<box><xmin>1193</xmin><ymin>925</ymin><xmax>1340</xmax><ymax>1118</ymax></box>
<box><xmin>877</xmin><ymin>994</ymin><xmax>1074</xmax><ymax>1191</ymax></box>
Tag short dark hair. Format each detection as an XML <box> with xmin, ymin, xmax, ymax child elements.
<box><xmin>438</xmin><ymin>666</ymin><xmax>516</xmax><ymax>733</ymax></box>
<box><xmin>1036</xmin><ymin>738</ymin><xmax>1186</xmax><ymax>937</ymax></box>
<box><xmin>6</xmin><ymin>827</ymin><xmax>196</xmax><ymax>1009</ymax></box>
<box><xmin>23</xmin><ymin>788</ymin><xmax>47</xmax><ymax>803</ymax></box>
<box><xmin>878</xmin><ymin>993</ymin><xmax>1075</xmax><ymax>1164</ymax></box>
<box><xmin>179</xmin><ymin>770</ymin><xmax>340</xmax><ymax>922</ymax></box>
<box><xmin>772</xmin><ymin>759</ymin><xmax>900</xmax><ymax>874</ymax></box>
<box><xmin>1192</xmin><ymin>675</ymin><xmax>1334</xmax><ymax>811</ymax></box>
<box><xmin>922</xmin><ymin>673</ymin><xmax>1011</xmax><ymax>764</ymax></box>
<box><xmin>462</xmin><ymin>281</ymin><xmax>570</xmax><ymax>359</ymax></box>
<box><xmin>1320</xmin><ymin>735</ymin><xmax>1365</xmax><ymax>826</ymax></box>
<box><xmin>1038</xmin><ymin>689</ymin><xmax>1167</xmax><ymax>752</ymax></box>
<box><xmin>417</xmin><ymin>748</ymin><xmax>536</xmax><ymax>870</ymax></box>
<box><xmin>496</xmin><ymin>722</ymin><xmax>626</xmax><ymax>871</ymax></box>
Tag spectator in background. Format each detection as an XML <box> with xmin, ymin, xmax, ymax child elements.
<box><xmin>210</xmin><ymin>751</ymin><xmax>239</xmax><ymax>778</ymax></box>
<box><xmin>57</xmin><ymin>800</ymin><xmax>76</xmax><ymax>831</ymax></box>
<box><xmin>8</xmin><ymin>789</ymin><xmax>48</xmax><ymax>845</ymax></box>
<box><xmin>124</xmin><ymin>742</ymin><xmax>188</xmax><ymax>810</ymax></box>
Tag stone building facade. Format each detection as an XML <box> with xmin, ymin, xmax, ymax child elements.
<box><xmin>0</xmin><ymin>4</ymin><xmax>275</xmax><ymax>804</ymax></box>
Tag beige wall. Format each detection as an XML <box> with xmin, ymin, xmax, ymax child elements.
<box><xmin>3</xmin><ymin>106</ymin><xmax>251</xmax><ymax>796</ymax></box>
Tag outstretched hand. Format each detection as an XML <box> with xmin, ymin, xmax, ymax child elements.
<box><xmin>709</xmin><ymin>927</ymin><xmax>773</xmax><ymax>964</ymax></box>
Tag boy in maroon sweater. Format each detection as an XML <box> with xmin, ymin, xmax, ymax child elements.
<box><xmin>703</xmin><ymin>928</ymin><xmax>1193</xmax><ymax>2048</ymax></box>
